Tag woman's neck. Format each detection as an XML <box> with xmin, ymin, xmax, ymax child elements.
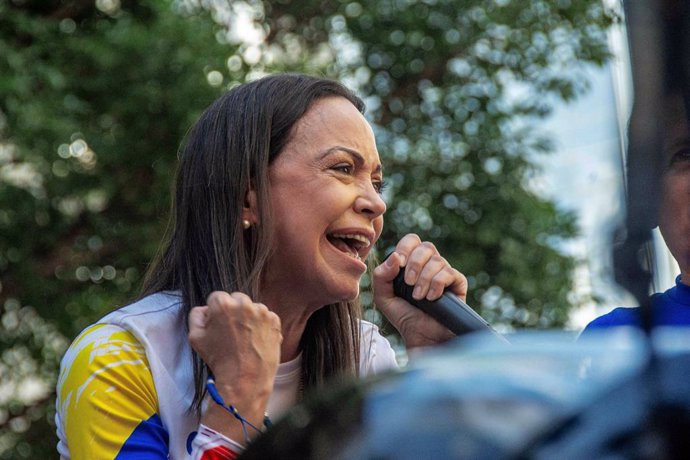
<box><xmin>278</xmin><ymin>322</ymin><xmax>306</xmax><ymax>362</ymax></box>
<box><xmin>260</xmin><ymin>291</ymin><xmax>320</xmax><ymax>363</ymax></box>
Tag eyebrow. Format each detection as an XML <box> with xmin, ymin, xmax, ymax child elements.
<box><xmin>319</xmin><ymin>146</ymin><xmax>383</xmax><ymax>174</ymax></box>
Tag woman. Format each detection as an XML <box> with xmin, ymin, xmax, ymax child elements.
<box><xmin>55</xmin><ymin>74</ymin><xmax>466</xmax><ymax>459</ymax></box>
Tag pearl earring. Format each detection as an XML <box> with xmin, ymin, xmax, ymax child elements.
<box><xmin>242</xmin><ymin>219</ymin><xmax>251</xmax><ymax>229</ymax></box>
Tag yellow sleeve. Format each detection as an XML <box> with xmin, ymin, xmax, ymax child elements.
<box><xmin>57</xmin><ymin>324</ymin><xmax>167</xmax><ymax>459</ymax></box>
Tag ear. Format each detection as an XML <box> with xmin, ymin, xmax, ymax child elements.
<box><xmin>242</xmin><ymin>188</ymin><xmax>259</xmax><ymax>225</ymax></box>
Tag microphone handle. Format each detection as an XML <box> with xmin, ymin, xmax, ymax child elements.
<box><xmin>392</xmin><ymin>269</ymin><xmax>505</xmax><ymax>341</ymax></box>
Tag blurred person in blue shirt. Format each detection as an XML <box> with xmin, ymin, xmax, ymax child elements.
<box><xmin>584</xmin><ymin>91</ymin><xmax>690</xmax><ymax>332</ymax></box>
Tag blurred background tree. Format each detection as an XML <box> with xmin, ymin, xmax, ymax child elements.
<box><xmin>0</xmin><ymin>0</ymin><xmax>615</xmax><ymax>457</ymax></box>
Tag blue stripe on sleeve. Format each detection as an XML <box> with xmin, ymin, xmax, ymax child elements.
<box><xmin>115</xmin><ymin>414</ymin><xmax>169</xmax><ymax>459</ymax></box>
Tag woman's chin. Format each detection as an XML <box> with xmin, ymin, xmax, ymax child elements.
<box><xmin>329</xmin><ymin>283</ymin><xmax>360</xmax><ymax>304</ymax></box>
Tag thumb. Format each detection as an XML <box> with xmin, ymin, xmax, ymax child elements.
<box><xmin>374</xmin><ymin>251</ymin><xmax>403</xmax><ymax>283</ymax></box>
<box><xmin>188</xmin><ymin>306</ymin><xmax>209</xmax><ymax>333</ymax></box>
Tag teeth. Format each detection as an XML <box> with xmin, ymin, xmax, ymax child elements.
<box><xmin>330</xmin><ymin>233</ymin><xmax>371</xmax><ymax>248</ymax></box>
<box><xmin>329</xmin><ymin>232</ymin><xmax>370</xmax><ymax>261</ymax></box>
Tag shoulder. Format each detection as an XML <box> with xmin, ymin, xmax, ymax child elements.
<box><xmin>358</xmin><ymin>319</ymin><xmax>399</xmax><ymax>374</ymax></box>
<box><xmin>59</xmin><ymin>323</ymin><xmax>147</xmax><ymax>370</ymax></box>
<box><xmin>57</xmin><ymin>291</ymin><xmax>187</xmax><ymax>413</ymax></box>
<box><xmin>56</xmin><ymin>324</ymin><xmax>163</xmax><ymax>459</ymax></box>
<box><xmin>58</xmin><ymin>292</ymin><xmax>198</xmax><ymax>458</ymax></box>
<box><xmin>359</xmin><ymin>318</ymin><xmax>383</xmax><ymax>336</ymax></box>
<box><xmin>97</xmin><ymin>291</ymin><xmax>188</xmax><ymax>358</ymax></box>
<box><xmin>101</xmin><ymin>291</ymin><xmax>184</xmax><ymax>326</ymax></box>
<box><xmin>358</xmin><ymin>319</ymin><xmax>391</xmax><ymax>347</ymax></box>
<box><xmin>58</xmin><ymin>323</ymin><xmax>153</xmax><ymax>402</ymax></box>
<box><xmin>582</xmin><ymin>307</ymin><xmax>641</xmax><ymax>333</ymax></box>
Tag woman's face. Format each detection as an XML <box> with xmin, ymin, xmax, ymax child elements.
<box><xmin>659</xmin><ymin>94</ymin><xmax>690</xmax><ymax>284</ymax></box>
<box><xmin>261</xmin><ymin>96</ymin><xmax>386</xmax><ymax>307</ymax></box>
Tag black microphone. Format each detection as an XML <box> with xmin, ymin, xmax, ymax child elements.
<box><xmin>388</xmin><ymin>255</ymin><xmax>506</xmax><ymax>341</ymax></box>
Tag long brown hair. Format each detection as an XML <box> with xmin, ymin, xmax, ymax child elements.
<box><xmin>140</xmin><ymin>74</ymin><xmax>365</xmax><ymax>410</ymax></box>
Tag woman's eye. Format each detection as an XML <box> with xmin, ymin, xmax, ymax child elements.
<box><xmin>374</xmin><ymin>179</ymin><xmax>388</xmax><ymax>194</ymax></box>
<box><xmin>332</xmin><ymin>163</ymin><xmax>353</xmax><ymax>174</ymax></box>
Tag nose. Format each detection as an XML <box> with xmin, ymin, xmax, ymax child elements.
<box><xmin>355</xmin><ymin>182</ymin><xmax>387</xmax><ymax>218</ymax></box>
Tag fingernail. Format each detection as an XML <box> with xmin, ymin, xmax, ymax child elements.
<box><xmin>385</xmin><ymin>256</ymin><xmax>394</xmax><ymax>267</ymax></box>
<box><xmin>406</xmin><ymin>269</ymin><xmax>417</xmax><ymax>283</ymax></box>
<box><xmin>399</xmin><ymin>255</ymin><xmax>406</xmax><ymax>267</ymax></box>
<box><xmin>412</xmin><ymin>285</ymin><xmax>422</xmax><ymax>299</ymax></box>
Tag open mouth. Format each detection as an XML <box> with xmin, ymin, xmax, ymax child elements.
<box><xmin>326</xmin><ymin>232</ymin><xmax>371</xmax><ymax>262</ymax></box>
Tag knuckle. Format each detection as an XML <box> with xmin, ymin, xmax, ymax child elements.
<box><xmin>457</xmin><ymin>271</ymin><xmax>468</xmax><ymax>284</ymax></box>
<box><xmin>207</xmin><ymin>290</ymin><xmax>231</xmax><ymax>306</ymax></box>
<box><xmin>431</xmin><ymin>269</ymin><xmax>448</xmax><ymax>282</ymax></box>
<box><xmin>438</xmin><ymin>254</ymin><xmax>448</xmax><ymax>264</ymax></box>
<box><xmin>187</xmin><ymin>331</ymin><xmax>201</xmax><ymax>348</ymax></box>
<box><xmin>268</xmin><ymin>311</ymin><xmax>281</xmax><ymax>327</ymax></box>
<box><xmin>230</xmin><ymin>292</ymin><xmax>253</xmax><ymax>307</ymax></box>
<box><xmin>419</xmin><ymin>241</ymin><xmax>437</xmax><ymax>252</ymax></box>
<box><xmin>258</xmin><ymin>304</ymin><xmax>277</xmax><ymax>322</ymax></box>
<box><xmin>418</xmin><ymin>268</ymin><xmax>434</xmax><ymax>283</ymax></box>
<box><xmin>406</xmin><ymin>233</ymin><xmax>422</xmax><ymax>243</ymax></box>
<box><xmin>398</xmin><ymin>233</ymin><xmax>421</xmax><ymax>249</ymax></box>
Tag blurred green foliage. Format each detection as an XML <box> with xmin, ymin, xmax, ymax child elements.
<box><xmin>0</xmin><ymin>0</ymin><xmax>615</xmax><ymax>457</ymax></box>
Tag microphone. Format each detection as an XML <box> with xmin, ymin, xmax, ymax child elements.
<box><xmin>388</xmin><ymin>254</ymin><xmax>506</xmax><ymax>341</ymax></box>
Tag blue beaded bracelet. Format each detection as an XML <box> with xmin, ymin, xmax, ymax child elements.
<box><xmin>206</xmin><ymin>377</ymin><xmax>272</xmax><ymax>444</ymax></box>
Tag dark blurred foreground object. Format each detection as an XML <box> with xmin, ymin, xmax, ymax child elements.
<box><xmin>242</xmin><ymin>330</ymin><xmax>690</xmax><ymax>459</ymax></box>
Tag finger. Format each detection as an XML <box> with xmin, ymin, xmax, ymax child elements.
<box><xmin>373</xmin><ymin>251</ymin><xmax>404</xmax><ymax>283</ymax></box>
<box><xmin>228</xmin><ymin>291</ymin><xmax>254</xmax><ymax>308</ymax></box>
<box><xmin>187</xmin><ymin>306</ymin><xmax>209</xmax><ymax>351</ymax></box>
<box><xmin>411</xmin><ymin>254</ymin><xmax>447</xmax><ymax>300</ymax></box>
<box><xmin>255</xmin><ymin>302</ymin><xmax>281</xmax><ymax>327</ymax></box>
<box><xmin>446</xmin><ymin>268</ymin><xmax>468</xmax><ymax>300</ymax></box>
<box><xmin>392</xmin><ymin>233</ymin><xmax>422</xmax><ymax>267</ymax></box>
<box><xmin>403</xmin><ymin>241</ymin><xmax>437</xmax><ymax>286</ymax></box>
<box><xmin>425</xmin><ymin>266</ymin><xmax>459</xmax><ymax>300</ymax></box>
<box><xmin>188</xmin><ymin>306</ymin><xmax>209</xmax><ymax>331</ymax></box>
<box><xmin>265</xmin><ymin>310</ymin><xmax>283</xmax><ymax>341</ymax></box>
<box><xmin>206</xmin><ymin>291</ymin><xmax>257</xmax><ymax>320</ymax></box>
<box><xmin>261</xmin><ymin>306</ymin><xmax>280</xmax><ymax>324</ymax></box>
<box><xmin>206</xmin><ymin>290</ymin><xmax>234</xmax><ymax>309</ymax></box>
<box><xmin>427</xmin><ymin>266</ymin><xmax>468</xmax><ymax>300</ymax></box>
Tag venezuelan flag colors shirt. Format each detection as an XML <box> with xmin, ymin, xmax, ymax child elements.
<box><xmin>55</xmin><ymin>292</ymin><xmax>398</xmax><ymax>459</ymax></box>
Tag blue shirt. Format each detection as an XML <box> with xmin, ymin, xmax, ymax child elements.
<box><xmin>583</xmin><ymin>276</ymin><xmax>690</xmax><ymax>332</ymax></box>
